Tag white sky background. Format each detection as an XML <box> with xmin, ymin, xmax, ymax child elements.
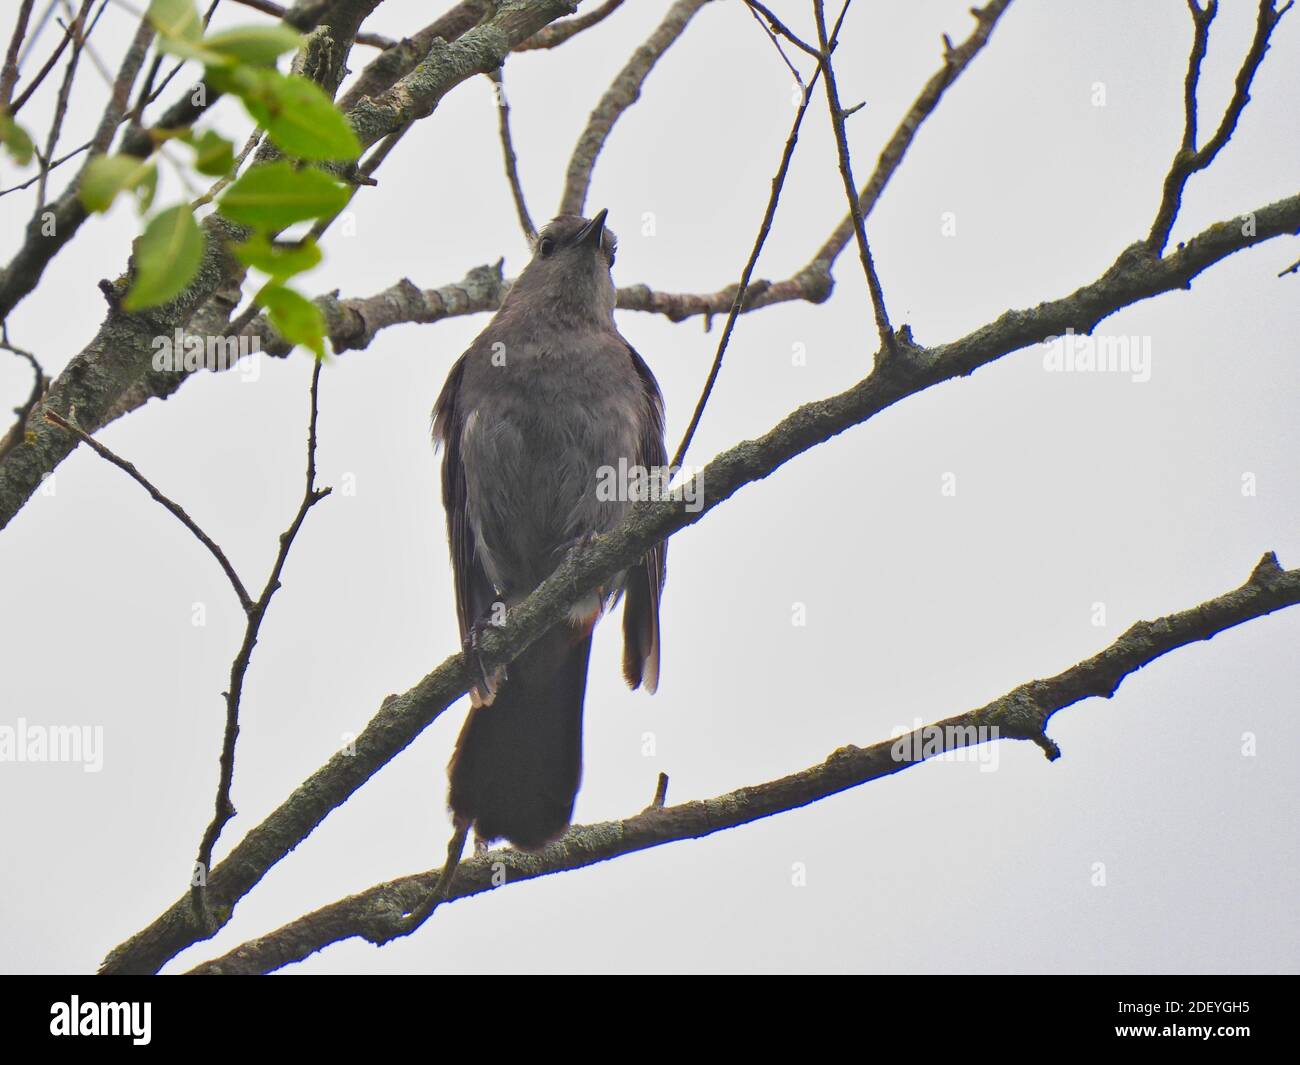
<box><xmin>1</xmin><ymin>0</ymin><xmax>1298</xmax><ymax>974</ymax></box>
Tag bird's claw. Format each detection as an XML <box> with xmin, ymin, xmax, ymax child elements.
<box><xmin>464</xmin><ymin>601</ymin><xmax>507</xmax><ymax>706</ymax></box>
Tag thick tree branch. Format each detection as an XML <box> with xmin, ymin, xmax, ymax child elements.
<box><xmin>0</xmin><ymin>0</ymin><xmax>353</xmax><ymax>323</ymax></box>
<box><xmin>98</xmin><ymin>194</ymin><xmax>1300</xmax><ymax>974</ymax></box>
<box><xmin>0</xmin><ymin>0</ymin><xmax>579</xmax><ymax>533</ymax></box>
<box><xmin>515</xmin><ymin>0</ymin><xmax>624</xmax><ymax>51</ymax></box>
<box><xmin>226</xmin><ymin>0</ymin><xmax>395</xmax><ymax>48</ymax></box>
<box><xmin>186</xmin><ymin>551</ymin><xmax>1300</xmax><ymax>972</ymax></box>
<box><xmin>0</xmin><ymin>0</ymin><xmax>1004</xmax><ymax>529</ymax></box>
<box><xmin>345</xmin><ymin>0</ymin><xmax>578</xmax><ymax>152</ymax></box>
<box><xmin>335</xmin><ymin>0</ymin><xmax>488</xmax><ymax>114</ymax></box>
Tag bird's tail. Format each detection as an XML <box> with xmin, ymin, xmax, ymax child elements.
<box><xmin>448</xmin><ymin>625</ymin><xmax>592</xmax><ymax>851</ymax></box>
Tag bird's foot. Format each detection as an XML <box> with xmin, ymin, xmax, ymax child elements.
<box><xmin>464</xmin><ymin>601</ymin><xmax>508</xmax><ymax>706</ymax></box>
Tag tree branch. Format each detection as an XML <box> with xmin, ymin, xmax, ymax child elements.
<box><xmin>0</xmin><ymin>0</ymin><xmax>37</xmax><ymax>109</ymax></box>
<box><xmin>1147</xmin><ymin>0</ymin><xmax>1290</xmax><ymax>254</ymax></box>
<box><xmin>0</xmin><ymin>325</ymin><xmax>46</xmax><ymax>463</ymax></box>
<box><xmin>0</xmin><ymin>0</ymin><xmax>579</xmax><ymax>533</ymax></box>
<box><xmin>98</xmin><ymin>193</ymin><xmax>1300</xmax><ymax>974</ymax></box>
<box><xmin>185</xmin><ymin>551</ymin><xmax>1300</xmax><ymax>972</ymax></box>
<box><xmin>487</xmin><ymin>66</ymin><xmax>534</xmax><ymax>240</ymax></box>
<box><xmin>558</xmin><ymin>0</ymin><xmax>713</xmax><ymax>216</ymax></box>
<box><xmin>226</xmin><ymin>0</ymin><xmax>396</xmax><ymax>48</ymax></box>
<box><xmin>345</xmin><ymin>0</ymin><xmax>578</xmax><ymax>152</ymax></box>
<box><xmin>814</xmin><ymin>0</ymin><xmax>896</xmax><ymax>359</ymax></box>
<box><xmin>808</xmin><ymin>0</ymin><xmax>1012</xmax><ymax>270</ymax></box>
<box><xmin>335</xmin><ymin>0</ymin><xmax>489</xmax><ymax>114</ymax></box>
<box><xmin>515</xmin><ymin>0</ymin><xmax>624</xmax><ymax>50</ymax></box>
<box><xmin>191</xmin><ymin>359</ymin><xmax>331</xmax><ymax>922</ymax></box>
<box><xmin>670</xmin><ymin>23</ymin><xmax>829</xmax><ymax>469</ymax></box>
<box><xmin>41</xmin><ymin>408</ymin><xmax>252</xmax><ymax>609</ymax></box>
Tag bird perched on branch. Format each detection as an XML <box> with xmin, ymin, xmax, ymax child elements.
<box><xmin>432</xmin><ymin>210</ymin><xmax>667</xmax><ymax>853</ymax></box>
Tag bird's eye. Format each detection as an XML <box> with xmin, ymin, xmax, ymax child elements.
<box><xmin>606</xmin><ymin>237</ymin><xmax>617</xmax><ymax>268</ymax></box>
<box><xmin>538</xmin><ymin>236</ymin><xmax>555</xmax><ymax>257</ymax></box>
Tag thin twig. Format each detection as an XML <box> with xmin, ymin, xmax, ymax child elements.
<box><xmin>745</xmin><ymin>0</ymin><xmax>820</xmax><ymax>59</ymax></box>
<box><xmin>559</xmin><ymin>0</ymin><xmax>712</xmax><ymax>216</ymax></box>
<box><xmin>34</xmin><ymin>0</ymin><xmax>94</xmax><ymax>213</ymax></box>
<box><xmin>0</xmin><ymin>325</ymin><xmax>47</xmax><ymax>463</ymax></box>
<box><xmin>42</xmin><ymin>408</ymin><xmax>253</xmax><ymax>608</ymax></box>
<box><xmin>488</xmin><ymin>67</ymin><xmax>534</xmax><ymax>240</ymax></box>
<box><xmin>744</xmin><ymin>0</ymin><xmax>806</xmax><ymax>86</ymax></box>
<box><xmin>8</xmin><ymin>0</ymin><xmax>71</xmax><ymax>114</ymax></box>
<box><xmin>301</xmin><ymin>118</ymin><xmax>409</xmax><ymax>241</ymax></box>
<box><xmin>0</xmin><ymin>0</ymin><xmax>37</xmax><ymax>108</ymax></box>
<box><xmin>0</xmin><ymin>138</ymin><xmax>87</xmax><ymax>195</ymax></box>
<box><xmin>191</xmin><ymin>358</ymin><xmax>331</xmax><ymax>919</ymax></box>
<box><xmin>670</xmin><ymin>33</ymin><xmax>834</xmax><ymax>469</ymax></box>
<box><xmin>810</xmin><ymin>0</ymin><xmax>1013</xmax><ymax>268</ymax></box>
<box><xmin>190</xmin><ymin>128</ymin><xmax>260</xmax><ymax>209</ymax></box>
<box><xmin>56</xmin><ymin>0</ymin><xmax>115</xmax><ymax>89</ymax></box>
<box><xmin>16</xmin><ymin>0</ymin><xmax>60</xmax><ymax>71</ymax></box>
<box><xmin>1147</xmin><ymin>0</ymin><xmax>1291</xmax><ymax>253</ymax></box>
<box><xmin>814</xmin><ymin>0</ymin><xmax>895</xmax><ymax>359</ymax></box>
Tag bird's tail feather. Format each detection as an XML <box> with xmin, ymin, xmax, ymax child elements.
<box><xmin>447</xmin><ymin>625</ymin><xmax>592</xmax><ymax>851</ymax></box>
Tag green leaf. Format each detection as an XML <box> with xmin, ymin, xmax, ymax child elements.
<box><xmin>190</xmin><ymin>129</ymin><xmax>235</xmax><ymax>177</ymax></box>
<box><xmin>136</xmin><ymin>165</ymin><xmax>159</xmax><ymax>213</ymax></box>
<box><xmin>218</xmin><ymin>161</ymin><xmax>349</xmax><ymax>229</ymax></box>
<box><xmin>234</xmin><ymin>234</ymin><xmax>322</xmax><ymax>280</ymax></box>
<box><xmin>146</xmin><ymin>0</ymin><xmax>203</xmax><ymax>43</ymax></box>
<box><xmin>258</xmin><ymin>282</ymin><xmax>326</xmax><ymax>358</ymax></box>
<box><xmin>155</xmin><ymin>35</ymin><xmax>228</xmax><ymax>66</ymax></box>
<box><xmin>239</xmin><ymin>70</ymin><xmax>360</xmax><ymax>161</ymax></box>
<box><xmin>204</xmin><ymin>25</ymin><xmax>304</xmax><ymax>66</ymax></box>
<box><xmin>80</xmin><ymin>155</ymin><xmax>157</xmax><ymax>213</ymax></box>
<box><xmin>202</xmin><ymin>63</ymin><xmax>260</xmax><ymax>98</ymax></box>
<box><xmin>123</xmin><ymin>204</ymin><xmax>205</xmax><ymax>311</ymax></box>
<box><xmin>0</xmin><ymin>109</ymin><xmax>34</xmax><ymax>166</ymax></box>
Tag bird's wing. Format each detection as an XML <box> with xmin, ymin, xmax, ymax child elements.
<box><xmin>432</xmin><ymin>350</ymin><xmax>496</xmax><ymax>645</ymax></box>
<box><xmin>621</xmin><ymin>342</ymin><xmax>667</xmax><ymax>693</ymax></box>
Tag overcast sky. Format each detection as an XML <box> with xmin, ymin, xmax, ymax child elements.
<box><xmin>1</xmin><ymin>0</ymin><xmax>1297</xmax><ymax>974</ymax></box>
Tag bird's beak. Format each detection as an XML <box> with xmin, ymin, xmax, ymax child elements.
<box><xmin>575</xmin><ymin>208</ymin><xmax>608</xmax><ymax>248</ymax></box>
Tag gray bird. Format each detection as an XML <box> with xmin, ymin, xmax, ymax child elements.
<box><xmin>432</xmin><ymin>210</ymin><xmax>666</xmax><ymax>852</ymax></box>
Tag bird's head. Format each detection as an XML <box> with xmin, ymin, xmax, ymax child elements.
<box><xmin>509</xmin><ymin>210</ymin><xmax>618</xmax><ymax>324</ymax></box>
